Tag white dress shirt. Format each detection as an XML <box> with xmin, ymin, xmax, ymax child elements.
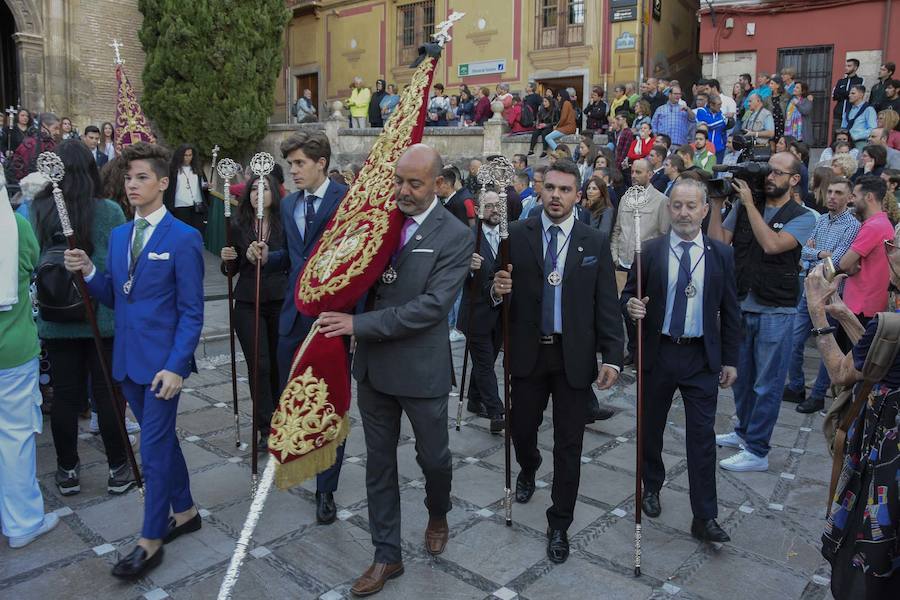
<box><xmin>294</xmin><ymin>178</ymin><xmax>330</xmax><ymax>240</ymax></box>
<box><xmin>402</xmin><ymin>197</ymin><xmax>440</xmax><ymax>245</ymax></box>
<box><xmin>174</xmin><ymin>167</ymin><xmax>202</xmax><ymax>208</ymax></box>
<box><xmin>661</xmin><ymin>230</ymin><xmax>705</xmax><ymax>338</ymax></box>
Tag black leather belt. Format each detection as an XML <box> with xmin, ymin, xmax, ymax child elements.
<box><xmin>662</xmin><ymin>335</ymin><xmax>703</xmax><ymax>345</ymax></box>
<box><xmin>538</xmin><ymin>334</ymin><xmax>562</xmax><ymax>345</ymax></box>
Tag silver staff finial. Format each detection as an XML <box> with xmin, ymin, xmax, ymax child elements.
<box><xmin>217</xmin><ymin>158</ymin><xmax>241</xmax><ymax>218</ymax></box>
<box><xmin>109</xmin><ymin>39</ymin><xmax>124</xmax><ymax>65</ymax></box>
<box><xmin>249</xmin><ymin>152</ymin><xmax>275</xmax><ymax>220</ymax></box>
<box><xmin>433</xmin><ymin>11</ymin><xmax>465</xmax><ymax>46</ymax></box>
<box><xmin>37</xmin><ymin>152</ymin><xmax>71</xmax><ymax>236</ymax></box>
<box><xmin>484</xmin><ymin>156</ymin><xmax>515</xmax><ymax>240</ymax></box>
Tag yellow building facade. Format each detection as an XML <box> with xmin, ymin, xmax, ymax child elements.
<box><xmin>274</xmin><ymin>0</ymin><xmax>701</xmax><ymax>123</ymax></box>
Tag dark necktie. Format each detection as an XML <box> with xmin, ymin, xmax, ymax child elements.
<box><xmin>541</xmin><ymin>225</ymin><xmax>560</xmax><ymax>336</ymax></box>
<box><xmin>305</xmin><ymin>194</ymin><xmax>317</xmax><ymax>237</ymax></box>
<box><xmin>668</xmin><ymin>241</ymin><xmax>694</xmax><ymax>338</ymax></box>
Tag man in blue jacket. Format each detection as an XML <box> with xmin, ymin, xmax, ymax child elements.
<box><xmin>64</xmin><ymin>143</ymin><xmax>204</xmax><ymax>579</ymax></box>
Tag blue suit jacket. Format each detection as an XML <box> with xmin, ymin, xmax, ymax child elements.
<box><xmin>621</xmin><ymin>233</ymin><xmax>741</xmax><ymax>372</ymax></box>
<box><xmin>268</xmin><ymin>180</ymin><xmax>348</xmax><ymax>336</ymax></box>
<box><xmin>86</xmin><ymin>211</ymin><xmax>205</xmax><ymax>384</ymax></box>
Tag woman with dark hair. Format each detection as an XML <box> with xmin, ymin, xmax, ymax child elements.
<box><xmin>583</xmin><ymin>176</ymin><xmax>615</xmax><ymax>237</ymax></box>
<box><xmin>576</xmin><ymin>136</ymin><xmax>599</xmax><ymax>185</ymax></box>
<box><xmin>99</xmin><ymin>122</ymin><xmax>116</xmax><ymax>160</ymax></box>
<box><xmin>544</xmin><ymin>89</ymin><xmax>577</xmax><ymax>151</ymax></box>
<box><xmin>527</xmin><ymin>96</ymin><xmax>559</xmax><ymax>156</ymax></box>
<box><xmin>28</xmin><ymin>139</ymin><xmax>133</xmax><ymax>497</ymax></box>
<box><xmin>164</xmin><ymin>144</ymin><xmax>210</xmax><ymax>235</ymax></box>
<box><xmin>100</xmin><ymin>156</ymin><xmax>133</xmax><ymax>220</ymax></box>
<box><xmin>220</xmin><ymin>173</ymin><xmax>286</xmax><ymax>449</ymax></box>
<box><xmin>809</xmin><ymin>166</ymin><xmax>837</xmax><ymax>214</ymax></box>
<box><xmin>60</xmin><ymin>117</ymin><xmax>79</xmax><ymax>141</ymax></box>
<box><xmin>858</xmin><ymin>144</ymin><xmax>888</xmax><ymax>181</ymax></box>
<box><xmin>785</xmin><ymin>81</ymin><xmax>814</xmax><ymax>145</ymax></box>
<box><xmin>456</xmin><ymin>89</ymin><xmax>475</xmax><ymax>126</ymax></box>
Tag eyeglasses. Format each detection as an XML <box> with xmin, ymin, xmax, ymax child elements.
<box><xmin>767</xmin><ymin>168</ymin><xmax>797</xmax><ymax>179</ymax></box>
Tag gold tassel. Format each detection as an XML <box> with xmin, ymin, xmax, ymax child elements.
<box><xmin>273</xmin><ymin>417</ymin><xmax>349</xmax><ymax>490</ymax></box>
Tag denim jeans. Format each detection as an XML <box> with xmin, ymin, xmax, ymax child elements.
<box><xmin>545</xmin><ymin>130</ymin><xmax>565</xmax><ymax>150</ymax></box>
<box><xmin>733</xmin><ymin>311</ymin><xmax>795</xmax><ymax>458</ymax></box>
<box><xmin>448</xmin><ymin>289</ymin><xmax>462</xmax><ymax>329</ymax></box>
<box><xmin>786</xmin><ymin>291</ymin><xmax>832</xmax><ymax>399</ymax></box>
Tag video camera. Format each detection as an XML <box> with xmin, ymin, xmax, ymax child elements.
<box><xmin>708</xmin><ymin>161</ymin><xmax>771</xmax><ymax>204</ymax></box>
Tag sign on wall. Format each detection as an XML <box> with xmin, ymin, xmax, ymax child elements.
<box><xmin>615</xmin><ymin>31</ymin><xmax>637</xmax><ymax>52</ymax></box>
<box><xmin>611</xmin><ymin>0</ymin><xmax>638</xmax><ymax>23</ymax></box>
<box><xmin>458</xmin><ymin>60</ymin><xmax>507</xmax><ymax>77</ymax></box>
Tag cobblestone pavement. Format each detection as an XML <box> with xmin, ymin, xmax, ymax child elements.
<box><xmin>1</xmin><ymin>256</ymin><xmax>840</xmax><ymax>600</ymax></box>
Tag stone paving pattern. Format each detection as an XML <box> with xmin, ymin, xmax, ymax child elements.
<box><xmin>0</xmin><ymin>253</ymin><xmax>841</xmax><ymax>600</ymax></box>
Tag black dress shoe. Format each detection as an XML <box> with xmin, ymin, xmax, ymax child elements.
<box><xmin>111</xmin><ymin>545</ymin><xmax>164</xmax><ymax>579</ymax></box>
<box><xmin>258</xmin><ymin>433</ymin><xmax>269</xmax><ymax>452</ymax></box>
<box><xmin>691</xmin><ymin>518</ymin><xmax>731</xmax><ymax>544</ymax></box>
<box><xmin>316</xmin><ymin>491</ymin><xmax>337</xmax><ymax>524</ymax></box>
<box><xmin>586</xmin><ymin>403</ymin><xmax>615</xmax><ymax>424</ymax></box>
<box><xmin>781</xmin><ymin>386</ymin><xmax>805</xmax><ymax>404</ymax></box>
<box><xmin>515</xmin><ymin>470</ymin><xmax>536</xmax><ymax>503</ymax></box>
<box><xmin>546</xmin><ymin>528</ymin><xmax>570</xmax><ymax>563</ymax></box>
<box><xmin>796</xmin><ymin>396</ymin><xmax>825</xmax><ymax>414</ymax></box>
<box><xmin>489</xmin><ymin>416</ymin><xmax>504</xmax><ymax>434</ymax></box>
<box><xmin>642</xmin><ymin>491</ymin><xmax>661</xmax><ymax>518</ymax></box>
<box><xmin>163</xmin><ymin>512</ymin><xmax>202</xmax><ymax>544</ymax></box>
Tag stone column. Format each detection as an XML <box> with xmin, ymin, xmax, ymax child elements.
<box><xmin>42</xmin><ymin>0</ymin><xmax>69</xmax><ymax>115</ymax></box>
<box><xmin>13</xmin><ymin>32</ymin><xmax>45</xmax><ymax>111</ymax></box>
<box><xmin>325</xmin><ymin>100</ymin><xmax>345</xmax><ymax>158</ymax></box>
<box><xmin>481</xmin><ymin>100</ymin><xmax>505</xmax><ymax>156</ymax></box>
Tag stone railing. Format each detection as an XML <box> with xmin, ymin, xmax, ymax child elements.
<box><xmin>262</xmin><ymin>99</ymin><xmax>604</xmax><ymax>176</ymax></box>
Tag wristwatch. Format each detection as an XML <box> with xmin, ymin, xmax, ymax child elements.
<box><xmin>810</xmin><ymin>326</ymin><xmax>837</xmax><ymax>337</ymax></box>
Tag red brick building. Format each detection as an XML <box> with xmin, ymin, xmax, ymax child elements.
<box><xmin>698</xmin><ymin>0</ymin><xmax>899</xmax><ymax>146</ymax></box>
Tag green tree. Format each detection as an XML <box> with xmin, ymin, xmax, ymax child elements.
<box><xmin>138</xmin><ymin>0</ymin><xmax>289</xmax><ymax>159</ymax></box>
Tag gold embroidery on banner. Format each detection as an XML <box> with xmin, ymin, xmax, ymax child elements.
<box><xmin>268</xmin><ymin>366</ymin><xmax>342</xmax><ymax>457</ymax></box>
<box><xmin>296</xmin><ymin>58</ymin><xmax>434</xmax><ymax>304</ymax></box>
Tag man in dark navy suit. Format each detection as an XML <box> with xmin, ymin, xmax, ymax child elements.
<box><xmin>83</xmin><ymin>125</ymin><xmax>108</xmax><ymax>169</ymax></box>
<box><xmin>457</xmin><ymin>190</ymin><xmax>503</xmax><ymax>432</ymax></box>
<box><xmin>247</xmin><ymin>130</ymin><xmax>348</xmax><ymax>524</ymax></box>
<box><xmin>622</xmin><ymin>178</ymin><xmax>741</xmax><ymax>544</ymax></box>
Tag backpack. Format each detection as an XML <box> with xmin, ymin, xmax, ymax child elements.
<box><xmin>291</xmin><ymin>100</ymin><xmax>299</xmax><ymax>118</ymax></box>
<box><xmin>34</xmin><ymin>239</ymin><xmax>92</xmax><ymax>323</ymax></box>
<box><xmin>824</xmin><ymin>312</ymin><xmax>900</xmax><ymax>515</ymax></box>
<box><xmin>519</xmin><ymin>103</ymin><xmax>535</xmax><ymax>128</ymax></box>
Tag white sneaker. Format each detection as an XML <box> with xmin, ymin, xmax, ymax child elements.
<box><xmin>8</xmin><ymin>513</ymin><xmax>60</xmax><ymax>548</ymax></box>
<box><xmin>125</xmin><ymin>416</ymin><xmax>141</xmax><ymax>434</ymax></box>
<box><xmin>449</xmin><ymin>329</ymin><xmax>466</xmax><ymax>343</ymax></box>
<box><xmin>719</xmin><ymin>449</ymin><xmax>769</xmax><ymax>472</ymax></box>
<box><xmin>88</xmin><ymin>411</ymin><xmax>100</xmax><ymax>434</ymax></box>
<box><xmin>715</xmin><ymin>431</ymin><xmax>743</xmax><ymax>449</ymax></box>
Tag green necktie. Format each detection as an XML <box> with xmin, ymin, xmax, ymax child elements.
<box><xmin>131</xmin><ymin>218</ymin><xmax>150</xmax><ymax>266</ymax></box>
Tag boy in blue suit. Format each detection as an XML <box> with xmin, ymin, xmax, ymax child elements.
<box><xmin>64</xmin><ymin>143</ymin><xmax>204</xmax><ymax>578</ymax></box>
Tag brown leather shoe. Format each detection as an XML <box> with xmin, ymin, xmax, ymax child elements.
<box><xmin>350</xmin><ymin>562</ymin><xmax>404</xmax><ymax>597</ymax></box>
<box><xmin>424</xmin><ymin>516</ymin><xmax>449</xmax><ymax>555</ymax></box>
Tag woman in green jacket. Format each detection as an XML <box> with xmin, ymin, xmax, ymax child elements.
<box><xmin>30</xmin><ymin>140</ymin><xmax>134</xmax><ymax>498</ymax></box>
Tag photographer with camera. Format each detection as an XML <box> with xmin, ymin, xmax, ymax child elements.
<box><xmin>740</xmin><ymin>94</ymin><xmax>775</xmax><ymax>153</ymax></box>
<box><xmin>711</xmin><ymin>152</ymin><xmax>817</xmax><ymax>472</ymax></box>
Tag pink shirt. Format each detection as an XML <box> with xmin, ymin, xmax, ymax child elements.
<box><xmin>843</xmin><ymin>211</ymin><xmax>893</xmax><ymax>317</ymax></box>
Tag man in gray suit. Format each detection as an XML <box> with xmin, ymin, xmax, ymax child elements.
<box><xmin>319</xmin><ymin>144</ymin><xmax>474</xmax><ymax>597</ymax></box>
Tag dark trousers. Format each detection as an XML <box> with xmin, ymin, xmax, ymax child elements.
<box><xmin>617</xmin><ymin>265</ymin><xmax>637</xmax><ymax>356</ymax></box>
<box><xmin>277</xmin><ymin>315</ymin><xmax>345</xmax><ymax>493</ymax></box>
<box><xmin>171</xmin><ymin>206</ymin><xmax>206</xmax><ymax>239</ymax></box>
<box><xmin>234</xmin><ymin>299</ymin><xmax>280</xmax><ymax>436</ymax></box>
<box><xmin>45</xmin><ymin>337</ymin><xmax>126</xmax><ymax>471</ymax></box>
<box><xmin>121</xmin><ymin>377</ymin><xmax>193</xmax><ymax>540</ymax></box>
<box><xmin>511</xmin><ymin>343</ymin><xmax>589</xmax><ymax>531</ymax></box>
<box><xmin>357</xmin><ymin>379</ymin><xmax>452</xmax><ymax>563</ymax></box>
<box><xmin>466</xmin><ymin>328</ymin><xmax>502</xmax><ymax>417</ymax></box>
<box><xmin>529</xmin><ymin>126</ymin><xmax>554</xmax><ymax>153</ymax></box>
<box><xmin>642</xmin><ymin>338</ymin><xmax>719</xmax><ymax>519</ymax></box>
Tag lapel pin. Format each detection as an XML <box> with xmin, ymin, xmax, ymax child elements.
<box><xmin>415</xmin><ymin>234</ymin><xmax>423</xmax><ymax>241</ymax></box>
<box><xmin>577</xmin><ymin>246</ymin><xmax>583</xmax><ymax>252</ymax></box>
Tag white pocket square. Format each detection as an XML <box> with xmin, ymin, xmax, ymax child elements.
<box><xmin>411</xmin><ymin>248</ymin><xmax>434</xmax><ymax>253</ymax></box>
<box><xmin>148</xmin><ymin>252</ymin><xmax>170</xmax><ymax>260</ymax></box>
